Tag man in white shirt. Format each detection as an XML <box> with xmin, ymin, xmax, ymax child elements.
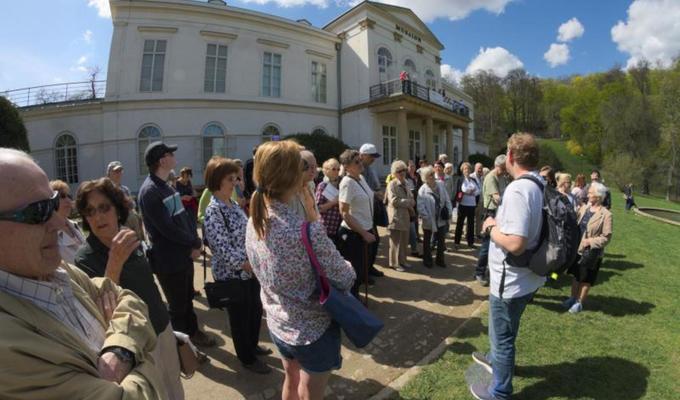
<box><xmin>359</xmin><ymin>143</ymin><xmax>385</xmax><ymax>278</ymax></box>
<box><xmin>470</xmin><ymin>133</ymin><xmax>545</xmax><ymax>400</ymax></box>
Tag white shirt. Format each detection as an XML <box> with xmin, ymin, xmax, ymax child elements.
<box><xmin>339</xmin><ymin>175</ymin><xmax>374</xmax><ymax>231</ymax></box>
<box><xmin>460</xmin><ymin>176</ymin><xmax>480</xmax><ymax>207</ymax></box>
<box><xmin>489</xmin><ymin>172</ymin><xmax>546</xmax><ymax>298</ymax></box>
<box><xmin>57</xmin><ymin>220</ymin><xmax>86</xmax><ymax>265</ymax></box>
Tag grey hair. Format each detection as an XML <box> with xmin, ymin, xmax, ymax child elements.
<box><xmin>590</xmin><ymin>181</ymin><xmax>607</xmax><ymax>200</ymax></box>
<box><xmin>419</xmin><ymin>166</ymin><xmax>434</xmax><ymax>181</ymax></box>
<box><xmin>494</xmin><ymin>154</ymin><xmax>506</xmax><ymax>167</ymax></box>
<box><xmin>390</xmin><ymin>159</ymin><xmax>407</xmax><ymax>175</ymax></box>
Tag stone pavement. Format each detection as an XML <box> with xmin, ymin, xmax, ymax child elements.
<box><xmin>182</xmin><ymin>227</ymin><xmax>489</xmax><ymax>400</ymax></box>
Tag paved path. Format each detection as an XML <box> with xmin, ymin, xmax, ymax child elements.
<box><xmin>183</xmin><ymin>228</ymin><xmax>489</xmax><ymax>399</ymax></box>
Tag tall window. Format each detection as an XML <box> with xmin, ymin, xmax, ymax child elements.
<box><xmin>140</xmin><ymin>40</ymin><xmax>166</xmax><ymax>92</ymax></box>
<box><xmin>138</xmin><ymin>125</ymin><xmax>161</xmax><ymax>175</ymax></box>
<box><xmin>203</xmin><ymin>123</ymin><xmax>225</xmax><ymax>167</ymax></box>
<box><xmin>453</xmin><ymin>146</ymin><xmax>460</xmax><ymax>167</ymax></box>
<box><xmin>262</xmin><ymin>52</ymin><xmax>282</xmax><ymax>97</ymax></box>
<box><xmin>377</xmin><ymin>47</ymin><xmax>393</xmax><ymax>83</ymax></box>
<box><xmin>404</xmin><ymin>59</ymin><xmax>417</xmax><ymax>82</ymax></box>
<box><xmin>311</xmin><ymin>61</ymin><xmax>327</xmax><ymax>103</ymax></box>
<box><xmin>55</xmin><ymin>134</ymin><xmax>78</xmax><ymax>184</ymax></box>
<box><xmin>425</xmin><ymin>69</ymin><xmax>436</xmax><ymax>89</ymax></box>
<box><xmin>409</xmin><ymin>130</ymin><xmax>421</xmax><ymax>161</ymax></box>
<box><xmin>204</xmin><ymin>44</ymin><xmax>227</xmax><ymax>93</ymax></box>
<box><xmin>262</xmin><ymin>124</ymin><xmax>280</xmax><ymax>142</ymax></box>
<box><xmin>382</xmin><ymin>125</ymin><xmax>397</xmax><ymax>166</ymax></box>
<box><xmin>433</xmin><ymin>133</ymin><xmax>440</xmax><ymax>157</ymax></box>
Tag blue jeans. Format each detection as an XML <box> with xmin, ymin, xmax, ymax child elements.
<box><xmin>409</xmin><ymin>221</ymin><xmax>418</xmax><ymax>253</ymax></box>
<box><xmin>488</xmin><ymin>292</ymin><xmax>534</xmax><ymax>399</ymax></box>
<box><xmin>475</xmin><ymin>235</ymin><xmax>491</xmax><ymax>278</ymax></box>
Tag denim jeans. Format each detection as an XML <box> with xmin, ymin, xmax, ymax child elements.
<box><xmin>475</xmin><ymin>235</ymin><xmax>490</xmax><ymax>278</ymax></box>
<box><xmin>488</xmin><ymin>292</ymin><xmax>534</xmax><ymax>399</ymax></box>
<box><xmin>409</xmin><ymin>221</ymin><xmax>418</xmax><ymax>253</ymax></box>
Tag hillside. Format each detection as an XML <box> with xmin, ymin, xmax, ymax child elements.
<box><xmin>538</xmin><ymin>138</ymin><xmax>596</xmax><ymax>176</ymax></box>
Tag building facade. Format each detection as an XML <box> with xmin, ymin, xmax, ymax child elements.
<box><xmin>9</xmin><ymin>0</ymin><xmax>487</xmax><ymax>190</ymax></box>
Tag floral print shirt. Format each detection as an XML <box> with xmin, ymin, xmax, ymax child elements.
<box><xmin>245</xmin><ymin>200</ymin><xmax>356</xmax><ymax>346</ymax></box>
<box><xmin>204</xmin><ymin>196</ymin><xmax>252</xmax><ymax>281</ymax></box>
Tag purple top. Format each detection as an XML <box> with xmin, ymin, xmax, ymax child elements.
<box><xmin>245</xmin><ymin>201</ymin><xmax>355</xmax><ymax>345</ymax></box>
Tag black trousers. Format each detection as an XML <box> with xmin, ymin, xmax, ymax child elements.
<box><xmin>340</xmin><ymin>230</ymin><xmax>374</xmax><ymax>298</ymax></box>
<box><xmin>225</xmin><ymin>279</ymin><xmax>263</xmax><ymax>365</ymax></box>
<box><xmin>455</xmin><ymin>205</ymin><xmax>476</xmax><ymax>246</ymax></box>
<box><xmin>156</xmin><ymin>266</ymin><xmax>199</xmax><ymax>336</ymax></box>
<box><xmin>423</xmin><ymin>226</ymin><xmax>447</xmax><ymax>266</ymax></box>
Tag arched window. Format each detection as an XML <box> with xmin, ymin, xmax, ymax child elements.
<box><xmin>377</xmin><ymin>47</ymin><xmax>393</xmax><ymax>83</ymax></box>
<box><xmin>404</xmin><ymin>59</ymin><xmax>417</xmax><ymax>82</ymax></box>
<box><xmin>138</xmin><ymin>125</ymin><xmax>161</xmax><ymax>175</ymax></box>
<box><xmin>203</xmin><ymin>123</ymin><xmax>225</xmax><ymax>167</ymax></box>
<box><xmin>262</xmin><ymin>124</ymin><xmax>280</xmax><ymax>142</ymax></box>
<box><xmin>453</xmin><ymin>146</ymin><xmax>460</xmax><ymax>168</ymax></box>
<box><xmin>425</xmin><ymin>69</ymin><xmax>436</xmax><ymax>89</ymax></box>
<box><xmin>311</xmin><ymin>127</ymin><xmax>327</xmax><ymax>136</ymax></box>
<box><xmin>55</xmin><ymin>133</ymin><xmax>78</xmax><ymax>184</ymax></box>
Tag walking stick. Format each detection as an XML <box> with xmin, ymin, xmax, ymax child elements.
<box><xmin>363</xmin><ymin>241</ymin><xmax>369</xmax><ymax>306</ymax></box>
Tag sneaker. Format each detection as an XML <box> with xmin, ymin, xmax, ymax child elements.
<box><xmin>242</xmin><ymin>358</ymin><xmax>272</xmax><ymax>375</ymax></box>
<box><xmin>561</xmin><ymin>297</ymin><xmax>577</xmax><ymax>309</ymax></box>
<box><xmin>392</xmin><ymin>265</ymin><xmax>406</xmax><ymax>272</ymax></box>
<box><xmin>469</xmin><ymin>383</ymin><xmax>499</xmax><ymax>400</ymax></box>
<box><xmin>191</xmin><ymin>330</ymin><xmax>217</xmax><ymax>347</ymax></box>
<box><xmin>400</xmin><ymin>263</ymin><xmax>413</xmax><ymax>269</ymax></box>
<box><xmin>475</xmin><ymin>275</ymin><xmax>489</xmax><ymax>287</ymax></box>
<box><xmin>368</xmin><ymin>266</ymin><xmax>385</xmax><ymax>277</ymax></box>
<box><xmin>568</xmin><ymin>301</ymin><xmax>583</xmax><ymax>314</ymax></box>
<box><xmin>254</xmin><ymin>345</ymin><xmax>273</xmax><ymax>356</ymax></box>
<box><xmin>471</xmin><ymin>352</ymin><xmax>492</xmax><ymax>374</ymax></box>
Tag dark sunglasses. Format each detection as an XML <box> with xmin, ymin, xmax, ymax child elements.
<box><xmin>60</xmin><ymin>193</ymin><xmax>73</xmax><ymax>200</ymax></box>
<box><xmin>396</xmin><ymin>169</ymin><xmax>407</xmax><ymax>174</ymax></box>
<box><xmin>0</xmin><ymin>191</ymin><xmax>60</xmax><ymax>225</ymax></box>
<box><xmin>82</xmin><ymin>202</ymin><xmax>113</xmax><ymax>218</ymax></box>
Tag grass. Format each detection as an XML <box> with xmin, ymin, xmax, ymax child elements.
<box><xmin>538</xmin><ymin>138</ymin><xmax>596</xmax><ymax>176</ymax></box>
<box><xmin>397</xmin><ymin>190</ymin><xmax>680</xmax><ymax>399</ymax></box>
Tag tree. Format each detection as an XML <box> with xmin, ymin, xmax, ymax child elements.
<box><xmin>0</xmin><ymin>96</ymin><xmax>30</xmax><ymax>151</ymax></box>
<box><xmin>659</xmin><ymin>62</ymin><xmax>680</xmax><ymax>200</ymax></box>
<box><xmin>461</xmin><ymin>71</ymin><xmax>506</xmax><ymax>153</ymax></box>
<box><xmin>88</xmin><ymin>65</ymin><xmax>102</xmax><ymax>99</ymax></box>
<box><xmin>284</xmin><ymin>131</ymin><xmax>349</xmax><ymax>164</ymax></box>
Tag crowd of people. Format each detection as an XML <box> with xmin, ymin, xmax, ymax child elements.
<box><xmin>0</xmin><ymin>131</ymin><xmax>616</xmax><ymax>400</ymax></box>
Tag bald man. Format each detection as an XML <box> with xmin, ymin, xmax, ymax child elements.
<box><xmin>0</xmin><ymin>148</ymin><xmax>164</xmax><ymax>399</ymax></box>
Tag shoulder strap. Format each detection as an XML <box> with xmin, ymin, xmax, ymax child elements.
<box><xmin>301</xmin><ymin>222</ymin><xmax>330</xmax><ymax>303</ymax></box>
<box><xmin>349</xmin><ymin>176</ymin><xmax>374</xmax><ymax>218</ymax></box>
<box><xmin>517</xmin><ymin>174</ymin><xmax>545</xmax><ymax>192</ymax></box>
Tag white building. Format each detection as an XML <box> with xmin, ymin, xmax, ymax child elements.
<box><xmin>7</xmin><ymin>0</ymin><xmax>487</xmax><ymax>190</ymax></box>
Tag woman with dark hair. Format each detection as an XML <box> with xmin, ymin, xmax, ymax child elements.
<box><xmin>539</xmin><ymin>165</ymin><xmax>556</xmax><ymax>188</ymax></box>
<box><xmin>177</xmin><ymin>166</ymin><xmax>198</xmax><ymax>227</ymax></box>
<box><xmin>203</xmin><ymin>157</ymin><xmax>272</xmax><ymax>375</ymax></box>
<box><xmin>73</xmin><ymin>177</ymin><xmax>187</xmax><ymax>400</ymax></box>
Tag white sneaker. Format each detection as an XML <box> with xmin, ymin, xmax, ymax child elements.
<box><xmin>568</xmin><ymin>301</ymin><xmax>583</xmax><ymax>314</ymax></box>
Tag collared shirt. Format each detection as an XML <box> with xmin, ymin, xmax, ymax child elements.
<box><xmin>57</xmin><ymin>220</ymin><xmax>86</xmax><ymax>265</ymax></box>
<box><xmin>0</xmin><ymin>267</ymin><xmax>106</xmax><ymax>352</ymax></box>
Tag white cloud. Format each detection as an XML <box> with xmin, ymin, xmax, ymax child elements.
<box><xmin>557</xmin><ymin>18</ymin><xmax>585</xmax><ymax>42</ymax></box>
<box><xmin>465</xmin><ymin>47</ymin><xmax>523</xmax><ymax>77</ymax></box>
<box><xmin>71</xmin><ymin>56</ymin><xmax>89</xmax><ymax>73</ymax></box>
<box><xmin>349</xmin><ymin>0</ymin><xmax>514</xmax><ymax>22</ymax></box>
<box><xmin>544</xmin><ymin>43</ymin><xmax>570</xmax><ymax>67</ymax></box>
<box><xmin>440</xmin><ymin>64</ymin><xmax>464</xmax><ymax>85</ymax></box>
<box><xmin>611</xmin><ymin>0</ymin><xmax>680</xmax><ymax>69</ymax></box>
<box><xmin>87</xmin><ymin>0</ymin><xmax>111</xmax><ymax>18</ymax></box>
<box><xmin>83</xmin><ymin>30</ymin><xmax>93</xmax><ymax>44</ymax></box>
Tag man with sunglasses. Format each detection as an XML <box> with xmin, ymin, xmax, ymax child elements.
<box><xmin>0</xmin><ymin>148</ymin><xmax>164</xmax><ymax>399</ymax></box>
<box><xmin>138</xmin><ymin>141</ymin><xmax>216</xmax><ymax>347</ymax></box>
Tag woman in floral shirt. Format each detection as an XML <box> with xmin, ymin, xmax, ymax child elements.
<box><xmin>203</xmin><ymin>157</ymin><xmax>272</xmax><ymax>375</ymax></box>
<box><xmin>246</xmin><ymin>141</ymin><xmax>355</xmax><ymax>400</ymax></box>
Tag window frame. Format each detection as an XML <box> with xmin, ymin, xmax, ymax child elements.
<box><xmin>262</xmin><ymin>51</ymin><xmax>282</xmax><ymax>98</ymax></box>
<box><xmin>377</xmin><ymin>47</ymin><xmax>393</xmax><ymax>83</ymax></box>
<box><xmin>382</xmin><ymin>125</ymin><xmax>397</xmax><ymax>166</ymax></box>
<box><xmin>311</xmin><ymin>60</ymin><xmax>327</xmax><ymax>103</ymax></box>
<box><xmin>202</xmin><ymin>122</ymin><xmax>226</xmax><ymax>168</ymax></box>
<box><xmin>137</xmin><ymin>124</ymin><xmax>162</xmax><ymax>175</ymax></box>
<box><xmin>139</xmin><ymin>39</ymin><xmax>168</xmax><ymax>92</ymax></box>
<box><xmin>204</xmin><ymin>43</ymin><xmax>228</xmax><ymax>93</ymax></box>
<box><xmin>54</xmin><ymin>133</ymin><xmax>79</xmax><ymax>184</ymax></box>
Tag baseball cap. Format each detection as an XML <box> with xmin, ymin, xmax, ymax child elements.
<box><xmin>145</xmin><ymin>141</ymin><xmax>178</xmax><ymax>166</ymax></box>
<box><xmin>359</xmin><ymin>143</ymin><xmax>381</xmax><ymax>158</ymax></box>
<box><xmin>106</xmin><ymin>161</ymin><xmax>123</xmax><ymax>175</ymax></box>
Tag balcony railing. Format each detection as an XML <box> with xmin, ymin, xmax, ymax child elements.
<box><xmin>369</xmin><ymin>79</ymin><xmax>470</xmax><ymax>118</ymax></box>
<box><xmin>1</xmin><ymin>80</ymin><xmax>106</xmax><ymax>108</ymax></box>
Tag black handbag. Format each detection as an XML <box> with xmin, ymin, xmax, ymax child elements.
<box><xmin>439</xmin><ymin>205</ymin><xmax>450</xmax><ymax>221</ymax></box>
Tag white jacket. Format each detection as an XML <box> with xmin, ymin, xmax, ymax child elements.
<box><xmin>417</xmin><ymin>181</ymin><xmax>453</xmax><ymax>230</ymax></box>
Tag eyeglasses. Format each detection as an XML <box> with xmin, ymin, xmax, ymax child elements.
<box><xmin>60</xmin><ymin>193</ymin><xmax>73</xmax><ymax>200</ymax></box>
<box><xmin>396</xmin><ymin>169</ymin><xmax>407</xmax><ymax>174</ymax></box>
<box><xmin>0</xmin><ymin>191</ymin><xmax>60</xmax><ymax>225</ymax></box>
<box><xmin>228</xmin><ymin>176</ymin><xmax>242</xmax><ymax>183</ymax></box>
<box><xmin>82</xmin><ymin>202</ymin><xmax>113</xmax><ymax>218</ymax></box>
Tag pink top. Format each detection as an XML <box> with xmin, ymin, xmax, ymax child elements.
<box><xmin>245</xmin><ymin>201</ymin><xmax>355</xmax><ymax>345</ymax></box>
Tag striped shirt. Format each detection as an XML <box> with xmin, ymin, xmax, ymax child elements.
<box><xmin>0</xmin><ymin>266</ymin><xmax>106</xmax><ymax>352</ymax></box>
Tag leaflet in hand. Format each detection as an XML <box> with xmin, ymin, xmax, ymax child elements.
<box><xmin>322</xmin><ymin>183</ymin><xmax>339</xmax><ymax>201</ymax></box>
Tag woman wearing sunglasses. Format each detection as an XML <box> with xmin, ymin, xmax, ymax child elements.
<box><xmin>73</xmin><ymin>177</ymin><xmax>187</xmax><ymax>400</ymax></box>
<box><xmin>49</xmin><ymin>180</ymin><xmax>86</xmax><ymax>264</ymax></box>
<box><xmin>315</xmin><ymin>158</ymin><xmax>343</xmax><ymax>245</ymax></box>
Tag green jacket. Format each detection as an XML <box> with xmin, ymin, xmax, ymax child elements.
<box><xmin>0</xmin><ymin>263</ymin><xmax>165</xmax><ymax>400</ymax></box>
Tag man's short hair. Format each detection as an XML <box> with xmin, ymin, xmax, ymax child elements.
<box><xmin>507</xmin><ymin>133</ymin><xmax>539</xmax><ymax>169</ymax></box>
<box><xmin>494</xmin><ymin>154</ymin><xmax>506</xmax><ymax>167</ymax></box>
<box><xmin>339</xmin><ymin>149</ymin><xmax>360</xmax><ymax>166</ymax></box>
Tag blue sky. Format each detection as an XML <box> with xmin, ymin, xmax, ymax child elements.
<box><xmin>2</xmin><ymin>0</ymin><xmax>679</xmax><ymax>91</ymax></box>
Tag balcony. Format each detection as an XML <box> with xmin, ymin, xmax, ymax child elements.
<box><xmin>1</xmin><ymin>80</ymin><xmax>106</xmax><ymax>108</ymax></box>
<box><xmin>369</xmin><ymin>79</ymin><xmax>470</xmax><ymax>118</ymax></box>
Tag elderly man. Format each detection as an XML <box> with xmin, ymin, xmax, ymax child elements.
<box><xmin>0</xmin><ymin>148</ymin><xmax>164</xmax><ymax>399</ymax></box>
<box><xmin>106</xmin><ymin>161</ymin><xmax>145</xmax><ymax>242</ymax></box>
<box><xmin>471</xmin><ymin>162</ymin><xmax>485</xmax><ymax>238</ymax></box>
<box><xmin>288</xmin><ymin>149</ymin><xmax>320</xmax><ymax>221</ymax></box>
<box><xmin>359</xmin><ymin>143</ymin><xmax>385</xmax><ymax>278</ymax></box>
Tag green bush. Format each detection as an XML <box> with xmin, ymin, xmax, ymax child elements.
<box><xmin>468</xmin><ymin>153</ymin><xmax>494</xmax><ymax>168</ymax></box>
<box><xmin>538</xmin><ymin>141</ymin><xmax>563</xmax><ymax>171</ymax></box>
<box><xmin>284</xmin><ymin>132</ymin><xmax>349</xmax><ymax>163</ymax></box>
<box><xmin>0</xmin><ymin>96</ymin><xmax>30</xmax><ymax>151</ymax></box>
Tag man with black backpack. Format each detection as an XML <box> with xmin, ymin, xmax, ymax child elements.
<box><xmin>469</xmin><ymin>133</ymin><xmax>546</xmax><ymax>400</ymax></box>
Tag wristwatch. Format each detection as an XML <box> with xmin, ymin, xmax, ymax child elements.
<box><xmin>102</xmin><ymin>346</ymin><xmax>136</xmax><ymax>366</ymax></box>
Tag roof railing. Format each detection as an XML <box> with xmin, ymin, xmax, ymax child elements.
<box><xmin>1</xmin><ymin>80</ymin><xmax>106</xmax><ymax>108</ymax></box>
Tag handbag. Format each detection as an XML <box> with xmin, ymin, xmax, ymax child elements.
<box><xmin>439</xmin><ymin>205</ymin><xmax>450</xmax><ymax>221</ymax></box>
<box><xmin>301</xmin><ymin>222</ymin><xmax>384</xmax><ymax>348</ymax></box>
<box><xmin>175</xmin><ymin>332</ymin><xmax>200</xmax><ymax>379</ymax></box>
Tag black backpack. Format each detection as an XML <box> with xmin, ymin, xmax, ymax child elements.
<box><xmin>501</xmin><ymin>175</ymin><xmax>580</xmax><ymax>297</ymax></box>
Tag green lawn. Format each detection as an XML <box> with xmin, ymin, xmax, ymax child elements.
<box><xmin>538</xmin><ymin>139</ymin><xmax>596</xmax><ymax>176</ymax></box>
<box><xmin>398</xmin><ymin>194</ymin><xmax>680</xmax><ymax>399</ymax></box>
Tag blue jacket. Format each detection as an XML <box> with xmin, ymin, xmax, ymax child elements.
<box><xmin>138</xmin><ymin>174</ymin><xmax>201</xmax><ymax>274</ymax></box>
